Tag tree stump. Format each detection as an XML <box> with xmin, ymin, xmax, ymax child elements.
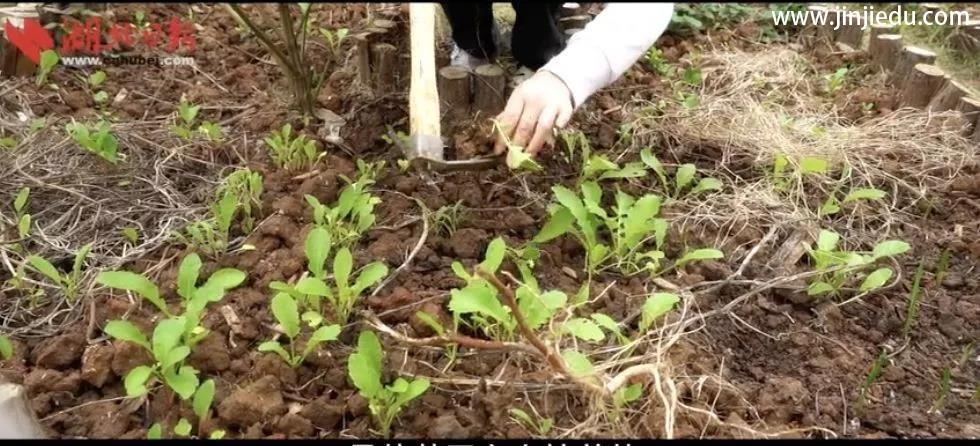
<box><xmin>891</xmin><ymin>46</ymin><xmax>937</xmax><ymax>85</ymax></box>
<box><xmin>438</xmin><ymin>66</ymin><xmax>471</xmax><ymax>120</ymax></box>
<box><xmin>371</xmin><ymin>43</ymin><xmax>397</xmax><ymax>94</ymax></box>
<box><xmin>801</xmin><ymin>5</ymin><xmax>829</xmax><ymax>47</ymax></box>
<box><xmin>353</xmin><ymin>33</ymin><xmax>372</xmax><ymax>86</ymax></box>
<box><xmin>869</xmin><ymin>23</ymin><xmax>896</xmax><ymax>41</ymax></box>
<box><xmin>560</xmin><ymin>15</ymin><xmax>590</xmax><ymax>31</ymax></box>
<box><xmin>561</xmin><ymin>3</ymin><xmax>581</xmax><ymax>18</ymax></box>
<box><xmin>899</xmin><ymin>64</ymin><xmax>945</xmax><ymax>109</ymax></box>
<box><xmin>473</xmin><ymin>64</ymin><xmax>506</xmax><ymax>116</ymax></box>
<box><xmin>928</xmin><ymin>79</ymin><xmax>971</xmax><ymax>112</ymax></box>
<box><xmin>955</xmin><ymin>96</ymin><xmax>980</xmax><ymax>137</ymax></box>
<box><xmin>835</xmin><ymin>12</ymin><xmax>864</xmax><ymax>48</ymax></box>
<box><xmin>870</xmin><ymin>34</ymin><xmax>903</xmax><ymax>71</ymax></box>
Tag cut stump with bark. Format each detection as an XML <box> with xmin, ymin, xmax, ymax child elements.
<box><xmin>473</xmin><ymin>64</ymin><xmax>506</xmax><ymax>116</ymax></box>
<box><xmin>353</xmin><ymin>33</ymin><xmax>372</xmax><ymax>86</ymax></box>
<box><xmin>899</xmin><ymin>64</ymin><xmax>946</xmax><ymax>109</ymax></box>
<box><xmin>835</xmin><ymin>12</ymin><xmax>864</xmax><ymax>48</ymax></box>
<box><xmin>928</xmin><ymin>79</ymin><xmax>971</xmax><ymax>112</ymax></box>
<box><xmin>870</xmin><ymin>34</ymin><xmax>903</xmax><ymax>71</ymax></box>
<box><xmin>371</xmin><ymin>43</ymin><xmax>398</xmax><ymax>94</ymax></box>
<box><xmin>869</xmin><ymin>23</ymin><xmax>897</xmax><ymax>41</ymax></box>
<box><xmin>437</xmin><ymin>66</ymin><xmax>471</xmax><ymax>120</ymax></box>
<box><xmin>891</xmin><ymin>46</ymin><xmax>937</xmax><ymax>86</ymax></box>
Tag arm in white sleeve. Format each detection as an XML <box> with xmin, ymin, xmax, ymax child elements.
<box><xmin>541</xmin><ymin>3</ymin><xmax>674</xmax><ymax>108</ymax></box>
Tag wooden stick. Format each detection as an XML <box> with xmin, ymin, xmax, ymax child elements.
<box><xmin>899</xmin><ymin>64</ymin><xmax>946</xmax><ymax>109</ymax></box>
<box><xmin>371</xmin><ymin>43</ymin><xmax>397</xmax><ymax>94</ymax></box>
<box><xmin>437</xmin><ymin>66</ymin><xmax>471</xmax><ymax>120</ymax></box>
<box><xmin>353</xmin><ymin>33</ymin><xmax>372</xmax><ymax>86</ymax></box>
<box><xmin>834</xmin><ymin>12</ymin><xmax>864</xmax><ymax>49</ymax></box>
<box><xmin>407</xmin><ymin>2</ymin><xmax>443</xmax><ymax>161</ymax></box>
<box><xmin>870</xmin><ymin>34</ymin><xmax>903</xmax><ymax>71</ymax></box>
<box><xmin>891</xmin><ymin>46</ymin><xmax>937</xmax><ymax>85</ymax></box>
<box><xmin>928</xmin><ymin>79</ymin><xmax>971</xmax><ymax>112</ymax></box>
<box><xmin>473</xmin><ymin>64</ymin><xmax>506</xmax><ymax>116</ymax></box>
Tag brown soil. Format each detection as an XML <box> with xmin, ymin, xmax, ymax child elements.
<box><xmin>1</xmin><ymin>3</ymin><xmax>978</xmax><ymax>440</ymax></box>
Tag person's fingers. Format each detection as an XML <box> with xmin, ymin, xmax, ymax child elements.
<box><xmin>493</xmin><ymin>93</ymin><xmax>526</xmax><ymax>155</ymax></box>
<box><xmin>555</xmin><ymin>105</ymin><xmax>574</xmax><ymax>129</ymax></box>
<box><xmin>527</xmin><ymin>106</ymin><xmax>559</xmax><ymax>156</ymax></box>
<box><xmin>509</xmin><ymin>102</ymin><xmax>543</xmax><ymax>153</ymax></box>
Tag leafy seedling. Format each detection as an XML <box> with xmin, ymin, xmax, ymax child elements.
<box><xmin>287</xmin><ymin>245</ymin><xmax>388</xmax><ymax>324</ymax></box>
<box><xmin>825</xmin><ymin>67</ymin><xmax>848</xmax><ymax>94</ymax></box>
<box><xmin>25</xmin><ymin>242</ymin><xmax>93</xmax><ymax>301</ymax></box>
<box><xmin>819</xmin><ymin>187</ymin><xmax>887</xmax><ymax>217</ymax></box>
<box><xmin>258</xmin><ymin>292</ymin><xmax>341</xmax><ymax>368</ymax></box>
<box><xmin>174</xmin><ymin>253</ymin><xmax>247</xmax><ymax>347</ymax></box>
<box><xmin>855</xmin><ymin>348</ymin><xmax>888</xmax><ymax>413</ymax></box>
<box><xmin>901</xmin><ymin>260</ymin><xmax>926</xmax><ymax>336</ymax></box>
<box><xmin>0</xmin><ymin>334</ymin><xmax>12</xmax><ymax>360</ymax></box>
<box><xmin>36</xmin><ymin>50</ymin><xmax>59</xmax><ymax>87</ymax></box>
<box><xmin>104</xmin><ymin>317</ymin><xmax>200</xmax><ymax>399</ymax></box>
<box><xmin>66</xmin><ymin>120</ymin><xmax>119</xmax><ymax>164</ymax></box>
<box><xmin>509</xmin><ymin>408</ymin><xmax>553</xmax><ymax>436</ymax></box>
<box><xmin>171</xmin><ymin>99</ymin><xmax>200</xmax><ymax>139</ymax></box>
<box><xmin>348</xmin><ymin>330</ymin><xmax>430</xmax><ymax>437</ymax></box>
<box><xmin>641</xmin><ymin>149</ymin><xmax>721</xmax><ymax>199</ymax></box>
<box><xmin>264</xmin><ymin>123</ymin><xmax>322</xmax><ymax>171</ymax></box>
<box><xmin>197</xmin><ymin>121</ymin><xmax>223</xmax><ymax>142</ymax></box>
<box><xmin>639</xmin><ymin>292</ymin><xmax>680</xmax><ymax>331</ymax></box>
<box><xmin>12</xmin><ymin>187</ymin><xmax>31</xmax><ymax>239</ymax></box>
<box><xmin>215</xmin><ymin>168</ymin><xmax>263</xmax><ymax>233</ymax></box>
<box><xmin>304</xmin><ymin>176</ymin><xmax>380</xmax><ymax>249</ymax></box>
<box><xmin>805</xmin><ymin>230</ymin><xmax>910</xmax><ymax>298</ymax></box>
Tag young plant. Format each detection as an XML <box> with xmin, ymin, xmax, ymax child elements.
<box><xmin>824</xmin><ymin>67</ymin><xmax>848</xmax><ymax>94</ymax></box>
<box><xmin>12</xmin><ymin>187</ymin><xmax>31</xmax><ymax>239</ymax></box>
<box><xmin>66</xmin><ymin>120</ymin><xmax>119</xmax><ymax>164</ymax></box>
<box><xmin>855</xmin><ymin>349</ymin><xmax>888</xmax><ymax>412</ymax></box>
<box><xmin>348</xmin><ymin>330</ymin><xmax>430</xmax><ymax>437</ymax></box>
<box><xmin>264</xmin><ymin>123</ymin><xmax>322</xmax><ymax>171</ymax></box>
<box><xmin>215</xmin><ymin>168</ymin><xmax>263</xmax><ymax>233</ymax></box>
<box><xmin>196</xmin><ymin>121</ymin><xmax>223</xmax><ymax>142</ymax></box>
<box><xmin>0</xmin><ymin>334</ymin><xmax>12</xmax><ymax>360</ymax></box>
<box><xmin>645</xmin><ymin>47</ymin><xmax>672</xmax><ymax>76</ymax></box>
<box><xmin>805</xmin><ymin>230</ymin><xmax>911</xmax><ymax>298</ymax></box>
<box><xmin>171</xmin><ymin>99</ymin><xmax>200</xmax><ymax>139</ymax></box>
<box><xmin>901</xmin><ymin>260</ymin><xmax>926</xmax><ymax>336</ymax></box>
<box><xmin>147</xmin><ymin>379</ymin><xmax>224</xmax><ymax>439</ymax></box>
<box><xmin>639</xmin><ymin>292</ymin><xmax>680</xmax><ymax>332</ymax></box>
<box><xmin>258</xmin><ymin>292</ymin><xmax>341</xmax><ymax>368</ymax></box>
<box><xmin>641</xmin><ymin>149</ymin><xmax>722</xmax><ymax>199</ymax></box>
<box><xmin>35</xmin><ymin>50</ymin><xmax>59</xmax><ymax>87</ymax></box>
<box><xmin>818</xmin><ymin>187</ymin><xmax>887</xmax><ymax>217</ymax></box>
<box><xmin>430</xmin><ymin>201</ymin><xmax>465</xmax><ymax>237</ymax></box>
<box><xmin>509</xmin><ymin>408</ymin><xmax>553</xmax><ymax>436</ymax></box>
<box><xmin>88</xmin><ymin>70</ymin><xmax>108</xmax><ymax>106</ymax></box>
<box><xmin>304</xmin><ymin>175</ymin><xmax>380</xmax><ymax>248</ymax></box>
<box><xmin>176</xmin><ymin>190</ymin><xmax>237</xmax><ymax>257</ymax></box>
<box><xmin>930</xmin><ymin>367</ymin><xmax>952</xmax><ymax>414</ymax></box>
<box><xmin>25</xmin><ymin>242</ymin><xmax>93</xmax><ymax>301</ymax></box>
<box><xmin>561</xmin><ymin>131</ymin><xmax>646</xmax><ymax>184</ymax></box>
<box><xmin>103</xmin><ymin>316</ymin><xmax>201</xmax><ymax>400</ymax></box>
<box><xmin>281</xmin><ymin>243</ymin><xmax>388</xmax><ymax>324</ymax></box>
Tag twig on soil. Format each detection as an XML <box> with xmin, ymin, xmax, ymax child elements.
<box><xmin>369</xmin><ymin>193</ymin><xmax>429</xmax><ymax>299</ymax></box>
<box><xmin>364</xmin><ymin>311</ymin><xmax>539</xmax><ymax>356</ymax></box>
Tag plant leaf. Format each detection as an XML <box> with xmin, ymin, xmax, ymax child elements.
<box><xmin>124</xmin><ymin>365</ymin><xmax>154</xmax><ymax>397</ymax></box>
<box><xmin>333</xmin><ymin>248</ymin><xmax>353</xmax><ymax>295</ymax></box>
<box><xmin>689</xmin><ymin>177</ymin><xmax>723</xmax><ymax>196</ymax></box>
<box><xmin>348</xmin><ymin>330</ymin><xmax>383</xmax><ymax>398</ymax></box>
<box><xmin>257</xmin><ymin>341</ymin><xmax>291</xmax><ymax>364</ymax></box>
<box><xmin>871</xmin><ymin>240</ymin><xmax>910</xmax><ymax>260</ymax></box>
<box><xmin>352</xmin><ymin>262</ymin><xmax>388</xmax><ymax>296</ymax></box>
<box><xmin>675</xmin><ymin>164</ymin><xmax>696</xmax><ymax>192</ymax></box>
<box><xmin>0</xmin><ymin>335</ymin><xmax>12</xmax><ymax>360</ymax></box>
<box><xmin>640</xmin><ymin>149</ymin><xmax>668</xmax><ymax>189</ymax></box>
<box><xmin>303</xmin><ymin>324</ymin><xmax>341</xmax><ymax>358</ymax></box>
<box><xmin>799</xmin><ymin>156</ymin><xmax>829</xmax><ymax>175</ymax></box>
<box><xmin>72</xmin><ymin>242</ymin><xmax>93</xmax><ymax>279</ymax></box>
<box><xmin>815</xmin><ymin>230</ymin><xmax>840</xmax><ymax>252</ymax></box>
<box><xmin>96</xmin><ymin>271</ymin><xmax>165</xmax><ymax>313</ymax></box>
<box><xmin>563</xmin><ymin>318</ymin><xmax>605</xmax><ymax>342</ymax></box>
<box><xmin>533</xmin><ymin>207</ymin><xmax>574</xmax><ymax>243</ymax></box>
<box><xmin>518</xmin><ymin>288</ymin><xmax>566</xmax><ymax>330</ymax></box>
<box><xmin>843</xmin><ymin>188</ymin><xmax>886</xmax><ymax>203</ymax></box>
<box><xmin>203</xmin><ymin>268</ymin><xmax>247</xmax><ymax>292</ymax></box>
<box><xmin>860</xmin><ymin>268</ymin><xmax>893</xmax><ymax>292</ymax></box>
<box><xmin>146</xmin><ymin>423</ymin><xmax>162</xmax><ymax>440</ymax></box>
<box><xmin>480</xmin><ymin>237</ymin><xmax>506</xmax><ymax>273</ymax></box>
<box><xmin>271</xmin><ymin>293</ymin><xmax>300</xmax><ymax>339</ymax></box>
<box><xmin>295</xmin><ymin>277</ymin><xmax>331</xmax><ymax>297</ymax></box>
<box><xmin>414</xmin><ymin>311</ymin><xmax>445</xmax><ymax>336</ymax></box>
<box><xmin>590</xmin><ymin>313</ymin><xmax>621</xmax><ymax>336</ymax></box>
<box><xmin>151</xmin><ymin>317</ymin><xmax>186</xmax><ymax>361</ymax></box>
<box><xmin>14</xmin><ymin>187</ymin><xmax>29</xmax><ymax>213</ymax></box>
<box><xmin>104</xmin><ymin>320</ymin><xmax>151</xmax><ymax>350</ymax></box>
<box><xmin>676</xmin><ymin>248</ymin><xmax>724</xmax><ymax>267</ymax></box>
<box><xmin>26</xmin><ymin>255</ymin><xmax>63</xmax><ymax>286</ymax></box>
<box><xmin>561</xmin><ymin>350</ymin><xmax>595</xmax><ymax>378</ymax></box>
<box><xmin>305</xmin><ymin>226</ymin><xmax>331</xmax><ymax>279</ymax></box>
<box><xmin>640</xmin><ymin>292</ymin><xmax>679</xmax><ymax>330</ymax></box>
<box><xmin>448</xmin><ymin>282</ymin><xmax>511</xmax><ymax>325</ymax></box>
<box><xmin>193</xmin><ymin>379</ymin><xmax>216</xmax><ymax>420</ymax></box>
<box><xmin>163</xmin><ymin>365</ymin><xmax>200</xmax><ymax>400</ymax></box>
<box><xmin>807</xmin><ymin>281</ymin><xmax>835</xmax><ymax>296</ymax></box>
<box><xmin>176</xmin><ymin>253</ymin><xmax>202</xmax><ymax>300</ymax></box>
<box><xmin>173</xmin><ymin>418</ymin><xmax>192</xmax><ymax>437</ymax></box>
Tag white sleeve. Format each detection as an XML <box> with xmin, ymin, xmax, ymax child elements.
<box><xmin>541</xmin><ymin>2</ymin><xmax>674</xmax><ymax>108</ymax></box>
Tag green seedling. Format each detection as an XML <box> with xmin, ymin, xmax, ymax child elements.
<box><xmin>489</xmin><ymin>120</ymin><xmax>542</xmax><ymax>172</ymax></box>
<box><xmin>855</xmin><ymin>349</ymin><xmax>888</xmax><ymax>412</ymax></box>
<box><xmin>0</xmin><ymin>334</ymin><xmax>12</xmax><ymax>360</ymax></box>
<box><xmin>278</xmin><ymin>243</ymin><xmax>388</xmax><ymax>324</ymax></box>
<box><xmin>805</xmin><ymin>229</ymin><xmax>910</xmax><ymax>298</ymax></box>
<box><xmin>509</xmin><ymin>408</ymin><xmax>553</xmax><ymax>436</ymax></box>
<box><xmin>103</xmin><ymin>316</ymin><xmax>201</xmax><ymax>399</ymax></box>
<box><xmin>122</xmin><ymin>227</ymin><xmax>140</xmax><ymax>244</ymax></box>
<box><xmin>134</xmin><ymin>10</ymin><xmax>147</xmax><ymax>28</ymax></box>
<box><xmin>25</xmin><ymin>242</ymin><xmax>93</xmax><ymax>301</ymax></box>
<box><xmin>930</xmin><ymin>367</ymin><xmax>952</xmax><ymax>413</ymax></box>
<box><xmin>0</xmin><ymin>133</ymin><xmax>16</xmax><ymax>150</ymax></box>
<box><xmin>216</xmin><ymin>168</ymin><xmax>263</xmax><ymax>233</ymax></box>
<box><xmin>770</xmin><ymin>153</ymin><xmax>830</xmax><ymax>190</ymax></box>
<box><xmin>305</xmin><ymin>176</ymin><xmax>380</xmax><ymax>249</ymax></box>
<box><xmin>533</xmin><ymin>181</ymin><xmax>722</xmax><ymax>277</ymax></box>
<box><xmin>824</xmin><ymin>67</ymin><xmax>848</xmax><ymax>94</ymax></box>
<box><xmin>176</xmin><ymin>190</ymin><xmax>237</xmax><ymax>257</ymax></box>
<box><xmin>612</xmin><ymin>382</ymin><xmax>644</xmax><ymax>411</ymax></box>
<box><xmin>348</xmin><ymin>330</ymin><xmax>430</xmax><ymax>437</ymax></box>
<box><xmin>196</xmin><ymin>121</ymin><xmax>223</xmax><ymax>142</ymax></box>
<box><xmin>173</xmin><ymin>253</ymin><xmax>247</xmax><ymax>347</ymax></box>
<box><xmin>66</xmin><ymin>120</ymin><xmax>119</xmax><ymax>164</ymax></box>
<box><xmin>561</xmin><ymin>131</ymin><xmax>646</xmax><ymax>183</ymax></box>
<box><xmin>430</xmin><ymin>201</ymin><xmax>465</xmax><ymax>237</ymax></box>
<box><xmin>319</xmin><ymin>26</ymin><xmax>349</xmax><ymax>57</ymax></box>
<box><xmin>901</xmin><ymin>260</ymin><xmax>926</xmax><ymax>336</ymax></box>
<box><xmin>449</xmin><ymin>238</ymin><xmax>568</xmax><ymax>341</ymax></box>
<box><xmin>264</xmin><ymin>123</ymin><xmax>322</xmax><ymax>171</ymax></box>
<box><xmin>171</xmin><ymin>99</ymin><xmax>200</xmax><ymax>139</ymax></box>
<box><xmin>12</xmin><ymin>187</ymin><xmax>31</xmax><ymax>239</ymax></box>
<box><xmin>88</xmin><ymin>70</ymin><xmax>108</xmax><ymax>105</ymax></box>
<box><xmin>818</xmin><ymin>187</ymin><xmax>887</xmax><ymax>217</ymax></box>
<box><xmin>645</xmin><ymin>47</ymin><xmax>672</xmax><ymax>76</ymax></box>
<box><xmin>36</xmin><ymin>50</ymin><xmax>59</xmax><ymax>87</ymax></box>
<box><xmin>259</xmin><ymin>292</ymin><xmax>341</xmax><ymax>368</ymax></box>
<box><xmin>639</xmin><ymin>292</ymin><xmax>680</xmax><ymax>332</ymax></box>
<box><xmin>641</xmin><ymin>149</ymin><xmax>722</xmax><ymax>199</ymax></box>
<box><xmin>145</xmin><ymin>379</ymin><xmax>223</xmax><ymax>439</ymax></box>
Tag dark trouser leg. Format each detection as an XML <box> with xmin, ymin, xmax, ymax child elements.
<box><xmin>440</xmin><ymin>2</ymin><xmax>497</xmax><ymax>61</ymax></box>
<box><xmin>510</xmin><ymin>2</ymin><xmax>564</xmax><ymax>69</ymax></box>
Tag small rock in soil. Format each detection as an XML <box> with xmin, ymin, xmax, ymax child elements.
<box><xmin>24</xmin><ymin>369</ymin><xmax>81</xmax><ymax>395</ymax></box>
<box><xmin>110</xmin><ymin>340</ymin><xmax>152</xmax><ymax>376</ymax></box>
<box><xmin>277</xmin><ymin>413</ymin><xmax>314</xmax><ymax>438</ymax></box>
<box><xmin>188</xmin><ymin>333</ymin><xmax>232</xmax><ymax>373</ymax></box>
<box><xmin>252</xmin><ymin>353</ymin><xmax>298</xmax><ymax>386</ymax></box>
<box><xmin>218</xmin><ymin>375</ymin><xmax>286</xmax><ymax>428</ymax></box>
<box><xmin>448</xmin><ymin>228</ymin><xmax>488</xmax><ymax>259</ymax></box>
<box><xmin>942</xmin><ymin>273</ymin><xmax>964</xmax><ymax>289</ymax></box>
<box><xmin>366</xmin><ymin>232</ymin><xmax>405</xmax><ymax>263</ymax></box>
<box><xmin>84</xmin><ymin>402</ymin><xmax>129</xmax><ymax>438</ymax></box>
<box><xmin>428</xmin><ymin>413</ymin><xmax>469</xmax><ymax>438</ymax></box>
<box><xmin>346</xmin><ymin>393</ymin><xmax>369</xmax><ymax>417</ymax></box>
<box><xmin>81</xmin><ymin>344</ymin><xmax>114</xmax><ymax>387</ymax></box>
<box><xmin>33</xmin><ymin>333</ymin><xmax>85</xmax><ymax>369</ymax></box>
<box><xmin>300</xmin><ymin>397</ymin><xmax>345</xmax><ymax>430</ymax></box>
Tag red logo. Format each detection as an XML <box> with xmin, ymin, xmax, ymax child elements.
<box><xmin>3</xmin><ymin>18</ymin><xmax>54</xmax><ymax>64</ymax></box>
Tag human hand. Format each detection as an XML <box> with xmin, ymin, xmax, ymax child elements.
<box><xmin>492</xmin><ymin>70</ymin><xmax>574</xmax><ymax>157</ymax></box>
